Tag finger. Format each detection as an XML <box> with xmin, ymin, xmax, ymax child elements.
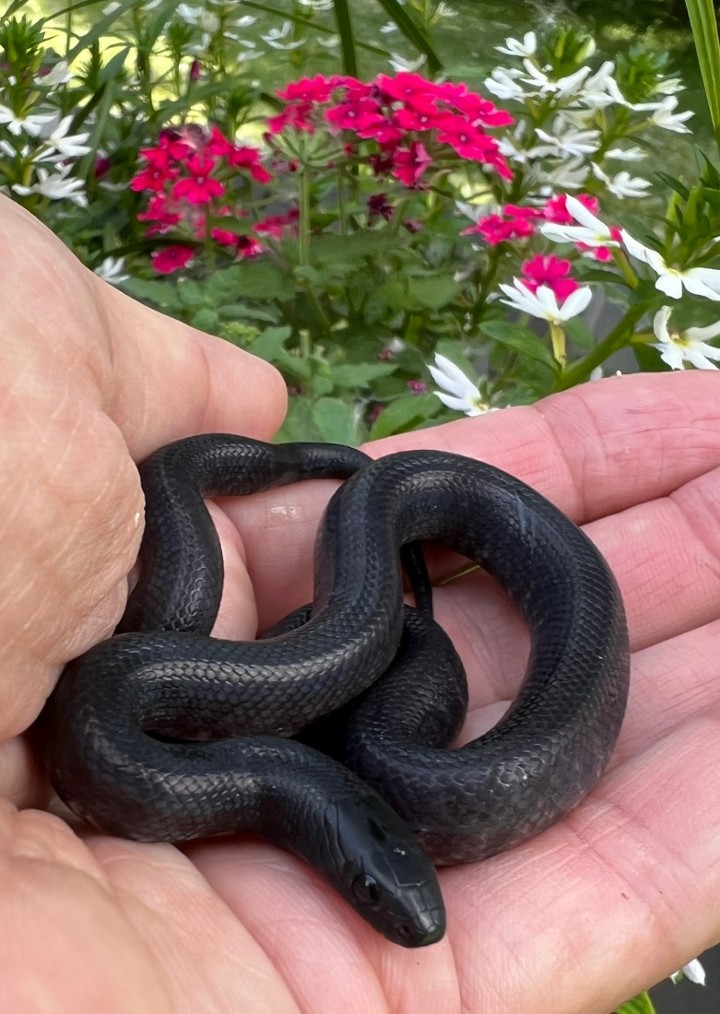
<box><xmin>100</xmin><ymin>282</ymin><xmax>288</xmax><ymax>459</ymax></box>
<box><xmin>219</xmin><ymin>373</ymin><xmax>720</xmax><ymax>629</ymax></box>
<box><xmin>186</xmin><ymin>837</ymin><xmax>459</xmax><ymax>1013</ymax></box>
<box><xmin>442</xmin><ymin>714</ymin><xmax>720</xmax><ymax>1013</ymax></box>
<box><xmin>88</xmin><ymin>837</ymin><xmax>298</xmax><ymax>1013</ymax></box>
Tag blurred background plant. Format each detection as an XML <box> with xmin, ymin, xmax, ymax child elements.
<box><xmin>3</xmin><ymin>0</ymin><xmax>718</xmax><ymax>447</ymax></box>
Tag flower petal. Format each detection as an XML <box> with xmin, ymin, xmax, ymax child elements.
<box><xmin>560</xmin><ymin>285</ymin><xmax>593</xmax><ymax>319</ymax></box>
<box><xmin>652</xmin><ymin>306</ymin><xmax>672</xmax><ymax>342</ymax></box>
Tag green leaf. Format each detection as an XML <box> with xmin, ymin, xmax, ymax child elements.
<box><xmin>479</xmin><ymin>321</ymin><xmax>558</xmax><ymax>372</ymax></box>
<box><xmin>565</xmin><ymin>316</ymin><xmax>596</xmax><ymax>351</ymax></box>
<box><xmin>232</xmin><ymin>263</ymin><xmax>290</xmax><ymax>300</ymax></box>
<box><xmin>407</xmin><ymin>275</ymin><xmax>460</xmax><ymax>310</ymax></box>
<box><xmin>310</xmin><ymin>231</ymin><xmax>409</xmax><ymax>264</ymax></box>
<box><xmin>274</xmin><ymin>397</ymin><xmax>320</xmax><ymax>443</ymax></box>
<box><xmin>330</xmin><ymin>362</ymin><xmax>398</xmax><ymax>388</ymax></box>
<box><xmin>190</xmin><ymin>307</ymin><xmax>219</xmax><ymax>333</ymax></box>
<box><xmin>332</xmin><ymin>0</ymin><xmax>358</xmax><ymax>76</ymax></box>
<box><xmin>61</xmin><ymin>0</ymin><xmax>142</xmax><ymax>63</ymax></box>
<box><xmin>655</xmin><ymin>172</ymin><xmax>690</xmax><ymax>200</ymax></box>
<box><xmin>685</xmin><ymin>0</ymin><xmax>720</xmax><ymax>156</ymax></box>
<box><xmin>613</xmin><ymin>990</ymin><xmax>657</xmax><ymax>1013</ymax></box>
<box><xmin>121</xmin><ymin>277</ymin><xmax>183</xmax><ymax>311</ymax></box>
<box><xmin>312</xmin><ymin>397</ymin><xmax>359</xmax><ymax>443</ymax></box>
<box><xmin>251</xmin><ymin>325</ymin><xmax>292</xmax><ymax>360</ymax></box>
<box><xmin>176</xmin><ymin>279</ymin><xmax>205</xmax><ymax>307</ymax></box>
<box><xmin>218</xmin><ymin>304</ymin><xmax>279</xmax><ymax>323</ymax></box>
<box><xmin>369</xmin><ymin>393</ymin><xmax>441</xmax><ymax>440</ymax></box>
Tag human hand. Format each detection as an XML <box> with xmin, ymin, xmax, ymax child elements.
<box><xmin>2</xmin><ymin>192</ymin><xmax>719</xmax><ymax>1011</ymax></box>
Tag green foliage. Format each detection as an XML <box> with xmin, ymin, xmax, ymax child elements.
<box><xmin>614</xmin><ymin>991</ymin><xmax>657</xmax><ymax>1013</ymax></box>
<box><xmin>1</xmin><ymin>7</ymin><xmax>718</xmax><ymax>443</ymax></box>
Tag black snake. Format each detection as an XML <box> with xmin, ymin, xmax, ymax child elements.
<box><xmin>42</xmin><ymin>435</ymin><xmax>630</xmax><ymax>947</ymax></box>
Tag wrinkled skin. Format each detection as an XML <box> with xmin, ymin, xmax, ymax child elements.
<box><xmin>2</xmin><ymin>193</ymin><xmax>720</xmax><ymax>1012</ymax></box>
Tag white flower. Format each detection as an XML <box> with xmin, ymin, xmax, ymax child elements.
<box><xmin>389</xmin><ymin>53</ymin><xmax>426</xmax><ymax>73</ymax></box>
<box><xmin>540</xmin><ymin>194</ymin><xmax>619</xmax><ymax>247</ymax></box>
<box><xmin>298</xmin><ymin>0</ymin><xmax>334</xmax><ymax>9</ymax></box>
<box><xmin>261</xmin><ymin>22</ymin><xmax>306</xmax><ymax>49</ymax></box>
<box><xmin>35</xmin><ymin>113</ymin><xmax>91</xmax><ymax>160</ymax></box>
<box><xmin>649</xmin><ymin>95</ymin><xmax>693</xmax><ymax>133</ymax></box>
<box><xmin>483</xmin><ymin>67</ymin><xmax>528</xmax><ymax>101</ymax></box>
<box><xmin>521</xmin><ymin>60</ymin><xmax>591</xmax><ymax>99</ymax></box>
<box><xmin>12</xmin><ymin>165</ymin><xmax>87</xmax><ymax>205</ymax></box>
<box><xmin>94</xmin><ymin>256</ymin><xmax>129</xmax><ymax>285</ymax></box>
<box><xmin>495</xmin><ymin>32</ymin><xmax>537</xmax><ymax>57</ymax></box>
<box><xmin>534</xmin><ymin>118</ymin><xmax>601</xmax><ymax>158</ymax></box>
<box><xmin>590</xmin><ymin>163</ymin><xmax>651</xmax><ymax>199</ymax></box>
<box><xmin>498</xmin><ymin>280</ymin><xmax>593</xmax><ymax>323</ymax></box>
<box><xmin>622</xmin><ymin>231</ymin><xmax>720</xmax><ymax>301</ymax></box>
<box><xmin>34</xmin><ymin>61</ymin><xmax>72</xmax><ymax>87</ymax></box>
<box><xmin>605</xmin><ymin>145</ymin><xmax>646</xmax><ymax>162</ymax></box>
<box><xmin>379</xmin><ymin>21</ymin><xmax>398</xmax><ymax>34</ymax></box>
<box><xmin>530</xmin><ymin>156</ymin><xmax>590</xmax><ymax>192</ymax></box>
<box><xmin>652</xmin><ymin>306</ymin><xmax>720</xmax><ymax>370</ymax></box>
<box><xmin>0</xmin><ymin>105</ymin><xmax>55</xmax><ymax>137</ymax></box>
<box><xmin>670</xmin><ymin>959</ymin><xmax>706</xmax><ymax>986</ymax></box>
<box><xmin>653</xmin><ymin>76</ymin><xmax>684</xmax><ymax>96</ymax></box>
<box><xmin>428</xmin><ymin>354</ymin><xmax>491</xmax><ymax>416</ymax></box>
<box><xmin>576</xmin><ymin>60</ymin><xmax>619</xmax><ymax>108</ymax></box>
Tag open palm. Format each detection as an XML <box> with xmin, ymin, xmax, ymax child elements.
<box><xmin>1</xmin><ymin>196</ymin><xmax>718</xmax><ymax>1012</ymax></box>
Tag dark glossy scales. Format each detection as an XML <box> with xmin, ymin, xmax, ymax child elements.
<box><xmin>41</xmin><ymin>434</ymin><xmax>630</xmax><ymax>947</ymax></box>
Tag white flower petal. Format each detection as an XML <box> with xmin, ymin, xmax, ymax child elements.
<box><xmin>653</xmin><ymin>341</ymin><xmax>684</xmax><ymax>369</ymax></box>
<box><xmin>679</xmin><ymin>272</ymin><xmax>720</xmax><ymax>302</ymax></box>
<box><xmin>685</xmin><ymin>266</ymin><xmax>720</xmax><ymax>294</ymax></box>
<box><xmin>685</xmin><ymin>347</ymin><xmax>720</xmax><ymax>369</ymax></box>
<box><xmin>652</xmin><ymin>306</ymin><xmax>672</xmax><ymax>342</ymax></box>
<box><xmin>655</xmin><ymin>272</ymin><xmax>684</xmax><ymax>299</ymax></box>
<box><xmin>565</xmin><ymin>195</ymin><xmax>608</xmax><ymax>233</ymax></box>
<box><xmin>686</xmin><ymin>319</ymin><xmax>720</xmax><ymax>342</ymax></box>
<box><xmin>560</xmin><ymin>285</ymin><xmax>593</xmax><ymax>318</ymax></box>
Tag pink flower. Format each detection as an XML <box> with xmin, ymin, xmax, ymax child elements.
<box><xmin>463</xmin><ymin>213</ymin><xmax>535</xmax><ymax>244</ymax></box>
<box><xmin>151</xmin><ymin>244</ymin><xmax>195</xmax><ymax>273</ymax></box>
<box><xmin>228</xmin><ymin>145</ymin><xmax>272</xmax><ymax>183</ymax></box>
<box><xmin>389</xmin><ymin>142</ymin><xmax>432</xmax><ymax>186</ymax></box>
<box><xmin>394</xmin><ymin>97</ymin><xmax>441</xmax><ymax>132</ymax></box>
<box><xmin>131</xmin><ymin>148</ymin><xmax>179</xmax><ymax>193</ymax></box>
<box><xmin>254</xmin><ymin>209</ymin><xmax>299</xmax><ymax>237</ymax></box>
<box><xmin>407</xmin><ymin>379</ymin><xmax>427</xmax><ymax>393</ymax></box>
<box><xmin>435</xmin><ymin>115</ymin><xmax>512</xmax><ymax>178</ymax></box>
<box><xmin>520</xmin><ymin>254</ymin><xmax>579</xmax><ymax>299</ymax></box>
<box><xmin>542</xmin><ymin>193</ymin><xmax>599</xmax><ymax>224</ymax></box>
<box><xmin>277</xmin><ymin>74</ymin><xmax>338</xmax><ymax>104</ymax></box>
<box><xmin>171</xmin><ymin>155</ymin><xmax>224</xmax><ymax>204</ymax></box>
<box><xmin>326</xmin><ymin>97</ymin><xmax>384</xmax><ymax>133</ymax></box>
<box><xmin>137</xmin><ymin>194</ymin><xmax>182</xmax><ymax>234</ymax></box>
<box><xmin>376</xmin><ymin>72</ymin><xmax>437</xmax><ymax>105</ymax></box>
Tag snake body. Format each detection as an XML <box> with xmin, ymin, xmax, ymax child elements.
<box><xmin>42</xmin><ymin>435</ymin><xmax>630</xmax><ymax>947</ymax></box>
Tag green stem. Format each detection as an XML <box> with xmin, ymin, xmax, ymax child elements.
<box><xmin>298</xmin><ymin>167</ymin><xmax>311</xmax><ymax>267</ymax></box>
<box><xmin>612</xmin><ymin>248</ymin><xmax>639</xmax><ymax>289</ymax></box>
<box><xmin>556</xmin><ymin>302</ymin><xmax>649</xmax><ymax>390</ymax></box>
<box><xmin>550</xmin><ymin>323</ymin><xmax>566</xmax><ymax>368</ymax></box>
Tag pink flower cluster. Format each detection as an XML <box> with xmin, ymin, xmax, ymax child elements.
<box><xmin>519</xmin><ymin>254</ymin><xmax>578</xmax><ymax>299</ymax></box>
<box><xmin>130</xmin><ymin>125</ymin><xmax>297</xmax><ymax>273</ymax></box>
<box><xmin>268</xmin><ymin>72</ymin><xmax>514</xmax><ymax>187</ymax></box>
<box><xmin>465</xmin><ymin>193</ymin><xmax>622</xmax><ymax>262</ymax></box>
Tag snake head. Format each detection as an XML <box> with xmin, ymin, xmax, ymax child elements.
<box><xmin>323</xmin><ymin>791</ymin><xmax>446</xmax><ymax>947</ymax></box>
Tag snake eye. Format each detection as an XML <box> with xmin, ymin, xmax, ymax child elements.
<box><xmin>351</xmin><ymin>873</ymin><xmax>382</xmax><ymax>906</ymax></box>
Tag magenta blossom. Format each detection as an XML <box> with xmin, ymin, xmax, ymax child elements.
<box><xmin>521</xmin><ymin>254</ymin><xmax>579</xmax><ymax>300</ymax></box>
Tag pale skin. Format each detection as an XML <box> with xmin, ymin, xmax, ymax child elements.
<box><xmin>1</xmin><ymin>192</ymin><xmax>719</xmax><ymax>1013</ymax></box>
